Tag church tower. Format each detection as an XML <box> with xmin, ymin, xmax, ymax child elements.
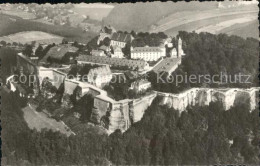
<box><xmin>177</xmin><ymin>37</ymin><xmax>184</xmax><ymax>57</ymax></box>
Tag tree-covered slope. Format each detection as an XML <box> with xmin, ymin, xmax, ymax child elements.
<box><xmin>149</xmin><ymin>31</ymin><xmax>259</xmax><ymax>93</ymax></box>
<box><xmin>108</xmin><ymin>97</ymin><xmax>259</xmax><ymax>165</ymax></box>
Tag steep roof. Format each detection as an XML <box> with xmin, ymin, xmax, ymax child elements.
<box><xmin>88</xmin><ymin>65</ymin><xmax>112</xmax><ymax>76</ymax></box>
<box><xmin>132</xmin><ymin>46</ymin><xmax>165</xmax><ymax>53</ymax></box>
<box><xmin>77</xmin><ymin>54</ymin><xmax>148</xmax><ymax>70</ymax></box>
<box><xmin>152</xmin><ymin>57</ymin><xmax>181</xmax><ymax>74</ymax></box>
<box><xmin>111</xmin><ymin>32</ymin><xmax>132</xmax><ymax>43</ymax></box>
<box><xmin>41</xmin><ymin>44</ymin><xmax>78</xmax><ymax>62</ymax></box>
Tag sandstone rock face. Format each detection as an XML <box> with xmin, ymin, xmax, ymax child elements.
<box><xmin>158</xmin><ymin>88</ymin><xmax>259</xmax><ymax>113</ymax></box>
<box><xmin>90</xmin><ymin>93</ymin><xmax>157</xmax><ymax>134</ymax></box>
<box><xmin>131</xmin><ymin>93</ymin><xmax>157</xmax><ymax>123</ymax></box>
<box><xmin>90</xmin><ymin>88</ymin><xmax>259</xmax><ymax>134</ymax></box>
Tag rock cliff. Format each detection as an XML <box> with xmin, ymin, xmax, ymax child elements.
<box><xmin>157</xmin><ymin>88</ymin><xmax>259</xmax><ymax>113</ymax></box>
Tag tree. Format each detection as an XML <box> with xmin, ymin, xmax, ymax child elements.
<box><xmin>62</xmin><ymin>39</ymin><xmax>68</xmax><ymax>44</ymax></box>
<box><xmin>0</xmin><ymin>40</ymin><xmax>7</xmax><ymax>46</ymax></box>
<box><xmin>102</xmin><ymin>37</ymin><xmax>111</xmax><ymax>47</ymax></box>
<box><xmin>22</xmin><ymin>44</ymin><xmax>33</xmax><ymax>56</ymax></box>
<box><xmin>35</xmin><ymin>45</ymin><xmax>43</xmax><ymax>58</ymax></box>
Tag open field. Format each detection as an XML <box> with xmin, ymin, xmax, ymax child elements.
<box><xmin>22</xmin><ymin>104</ymin><xmax>73</xmax><ymax>136</ymax></box>
<box><xmin>0</xmin><ymin>31</ymin><xmax>63</xmax><ymax>45</ymax></box>
<box><xmin>150</xmin><ymin>7</ymin><xmax>258</xmax><ymax>33</ymax></box>
<box><xmin>1</xmin><ymin>9</ymin><xmax>36</xmax><ymax>19</ymax></box>
<box><xmin>72</xmin><ymin>3</ymin><xmax>114</xmax><ymax>21</ymax></box>
<box><xmin>0</xmin><ymin>14</ymin><xmax>97</xmax><ymax>44</ymax></box>
<box><xmin>220</xmin><ymin>20</ymin><xmax>259</xmax><ymax>39</ymax></box>
<box><xmin>104</xmin><ymin>1</ymin><xmax>219</xmax><ymax>32</ymax></box>
<box><xmin>162</xmin><ymin>12</ymin><xmax>258</xmax><ymax>37</ymax></box>
<box><xmin>195</xmin><ymin>16</ymin><xmax>257</xmax><ymax>34</ymax></box>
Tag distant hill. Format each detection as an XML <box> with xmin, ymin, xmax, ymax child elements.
<box><xmin>104</xmin><ymin>1</ymin><xmax>258</xmax><ymax>39</ymax></box>
<box><xmin>0</xmin><ymin>14</ymin><xmax>97</xmax><ymax>44</ymax></box>
<box><xmin>104</xmin><ymin>1</ymin><xmax>219</xmax><ymax>32</ymax></box>
<box><xmin>220</xmin><ymin>20</ymin><xmax>259</xmax><ymax>39</ymax></box>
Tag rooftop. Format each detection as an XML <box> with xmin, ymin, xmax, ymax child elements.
<box><xmin>131</xmin><ymin>46</ymin><xmax>165</xmax><ymax>53</ymax></box>
<box><xmin>111</xmin><ymin>32</ymin><xmax>132</xmax><ymax>43</ymax></box>
<box><xmin>152</xmin><ymin>58</ymin><xmax>181</xmax><ymax>74</ymax></box>
<box><xmin>77</xmin><ymin>54</ymin><xmax>148</xmax><ymax>70</ymax></box>
<box><xmin>41</xmin><ymin>44</ymin><xmax>79</xmax><ymax>62</ymax></box>
<box><xmin>88</xmin><ymin>65</ymin><xmax>112</xmax><ymax>76</ymax></box>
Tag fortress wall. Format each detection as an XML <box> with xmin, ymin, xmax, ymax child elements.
<box><xmin>64</xmin><ymin>79</ymin><xmax>79</xmax><ymax>95</ymax></box>
<box><xmin>108</xmin><ymin>102</ymin><xmax>130</xmax><ymax>133</ymax></box>
<box><xmin>158</xmin><ymin>88</ymin><xmax>259</xmax><ymax>113</ymax></box>
<box><xmin>131</xmin><ymin>93</ymin><xmax>157</xmax><ymax>123</ymax></box>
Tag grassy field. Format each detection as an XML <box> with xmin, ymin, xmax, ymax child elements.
<box><xmin>0</xmin><ymin>31</ymin><xmax>63</xmax><ymax>44</ymax></box>
<box><xmin>0</xmin><ymin>14</ymin><xmax>97</xmax><ymax>44</ymax></box>
<box><xmin>220</xmin><ymin>20</ymin><xmax>258</xmax><ymax>39</ymax></box>
<box><xmin>164</xmin><ymin>13</ymin><xmax>257</xmax><ymax>37</ymax></box>
<box><xmin>151</xmin><ymin>7</ymin><xmax>257</xmax><ymax>33</ymax></box>
<box><xmin>104</xmin><ymin>1</ymin><xmax>219</xmax><ymax>32</ymax></box>
<box><xmin>195</xmin><ymin>16</ymin><xmax>256</xmax><ymax>34</ymax></box>
<box><xmin>2</xmin><ymin>9</ymin><xmax>36</xmax><ymax>19</ymax></box>
<box><xmin>72</xmin><ymin>3</ymin><xmax>114</xmax><ymax>21</ymax></box>
<box><xmin>22</xmin><ymin>104</ymin><xmax>73</xmax><ymax>136</ymax></box>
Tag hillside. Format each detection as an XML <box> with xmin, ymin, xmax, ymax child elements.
<box><xmin>104</xmin><ymin>2</ymin><xmax>258</xmax><ymax>39</ymax></box>
<box><xmin>0</xmin><ymin>14</ymin><xmax>97</xmax><ymax>44</ymax></box>
<box><xmin>104</xmin><ymin>1</ymin><xmax>219</xmax><ymax>32</ymax></box>
<box><xmin>220</xmin><ymin>20</ymin><xmax>259</xmax><ymax>39</ymax></box>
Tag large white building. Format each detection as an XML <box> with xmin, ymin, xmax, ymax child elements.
<box><xmin>131</xmin><ymin>46</ymin><xmax>166</xmax><ymax>61</ymax></box>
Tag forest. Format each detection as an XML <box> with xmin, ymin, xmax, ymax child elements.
<box><xmin>2</xmin><ymin>87</ymin><xmax>259</xmax><ymax>165</ymax></box>
<box><xmin>148</xmin><ymin>31</ymin><xmax>259</xmax><ymax>93</ymax></box>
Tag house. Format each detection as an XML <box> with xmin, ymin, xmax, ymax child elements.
<box><xmin>91</xmin><ymin>49</ymin><xmax>105</xmax><ymax>57</ymax></box>
<box><xmin>131</xmin><ymin>46</ymin><xmax>166</xmax><ymax>61</ymax></box>
<box><xmin>130</xmin><ymin>79</ymin><xmax>151</xmax><ymax>92</ymax></box>
<box><xmin>87</xmin><ymin>65</ymin><xmax>113</xmax><ymax>88</ymax></box>
<box><xmin>97</xmin><ymin>26</ymin><xmax>116</xmax><ymax>45</ymax></box>
<box><xmin>170</xmin><ymin>48</ymin><xmax>177</xmax><ymax>58</ymax></box>
<box><xmin>77</xmin><ymin>54</ymin><xmax>149</xmax><ymax>71</ymax></box>
<box><xmin>110</xmin><ymin>32</ymin><xmax>132</xmax><ymax>48</ymax></box>
<box><xmin>111</xmin><ymin>46</ymin><xmax>124</xmax><ymax>58</ymax></box>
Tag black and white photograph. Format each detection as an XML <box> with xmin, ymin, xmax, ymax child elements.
<box><xmin>0</xmin><ymin>0</ymin><xmax>259</xmax><ymax>165</ymax></box>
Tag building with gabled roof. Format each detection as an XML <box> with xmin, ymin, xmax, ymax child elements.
<box><xmin>110</xmin><ymin>32</ymin><xmax>133</xmax><ymax>48</ymax></box>
<box><xmin>41</xmin><ymin>44</ymin><xmax>78</xmax><ymax>62</ymax></box>
<box><xmin>131</xmin><ymin>46</ymin><xmax>166</xmax><ymax>61</ymax></box>
<box><xmin>152</xmin><ymin>57</ymin><xmax>181</xmax><ymax>75</ymax></box>
<box><xmin>77</xmin><ymin>54</ymin><xmax>149</xmax><ymax>71</ymax></box>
